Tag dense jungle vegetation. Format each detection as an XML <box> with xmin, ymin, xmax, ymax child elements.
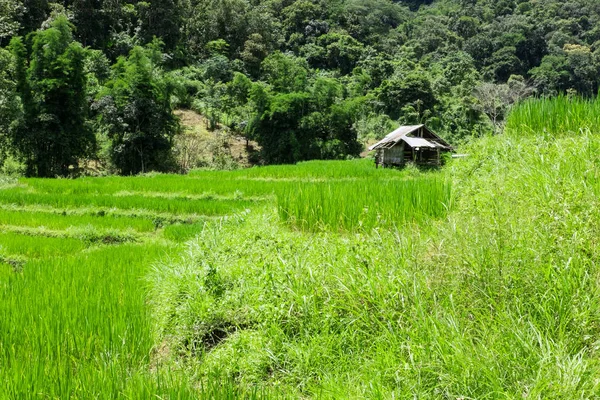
<box><xmin>2</xmin><ymin>0</ymin><xmax>600</xmax><ymax>176</ymax></box>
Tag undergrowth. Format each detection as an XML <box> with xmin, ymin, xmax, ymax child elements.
<box><xmin>148</xmin><ymin>129</ymin><xmax>600</xmax><ymax>397</ymax></box>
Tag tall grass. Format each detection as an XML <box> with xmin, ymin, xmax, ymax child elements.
<box><xmin>277</xmin><ymin>177</ymin><xmax>451</xmax><ymax>231</ymax></box>
<box><xmin>149</xmin><ymin>130</ymin><xmax>600</xmax><ymax>397</ymax></box>
<box><xmin>506</xmin><ymin>94</ymin><xmax>600</xmax><ymax>137</ymax></box>
<box><xmin>0</xmin><ymin>244</ymin><xmax>209</xmax><ymax>398</ymax></box>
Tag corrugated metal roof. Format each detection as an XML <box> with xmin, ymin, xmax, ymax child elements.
<box><xmin>402</xmin><ymin>136</ymin><xmax>439</xmax><ymax>149</ymax></box>
<box><xmin>369</xmin><ymin>124</ymin><xmax>453</xmax><ymax>151</ymax></box>
<box><xmin>368</xmin><ymin>125</ymin><xmax>423</xmax><ymax>150</ymax></box>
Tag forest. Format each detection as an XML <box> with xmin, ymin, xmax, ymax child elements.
<box><xmin>1</xmin><ymin>0</ymin><xmax>600</xmax><ymax>176</ymax></box>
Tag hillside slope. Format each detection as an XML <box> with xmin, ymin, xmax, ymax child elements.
<box><xmin>148</xmin><ymin>108</ymin><xmax>600</xmax><ymax>397</ymax></box>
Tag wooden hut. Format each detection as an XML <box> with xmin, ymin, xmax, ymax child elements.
<box><xmin>369</xmin><ymin>125</ymin><xmax>453</xmax><ymax>168</ymax></box>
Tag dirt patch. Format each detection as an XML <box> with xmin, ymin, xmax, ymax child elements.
<box><xmin>174</xmin><ymin>110</ymin><xmax>259</xmax><ymax>170</ymax></box>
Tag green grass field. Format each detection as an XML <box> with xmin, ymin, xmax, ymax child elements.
<box><xmin>0</xmin><ymin>158</ymin><xmax>449</xmax><ymax>398</ymax></box>
<box><xmin>3</xmin><ymin>99</ymin><xmax>600</xmax><ymax>397</ymax></box>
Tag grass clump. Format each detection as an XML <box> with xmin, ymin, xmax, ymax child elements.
<box><xmin>277</xmin><ymin>176</ymin><xmax>451</xmax><ymax>231</ymax></box>
<box><xmin>163</xmin><ymin>221</ymin><xmax>208</xmax><ymax>242</ymax></box>
<box><xmin>505</xmin><ymin>94</ymin><xmax>600</xmax><ymax>137</ymax></box>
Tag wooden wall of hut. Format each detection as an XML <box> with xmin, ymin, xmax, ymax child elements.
<box><xmin>382</xmin><ymin>144</ymin><xmax>404</xmax><ymax>165</ymax></box>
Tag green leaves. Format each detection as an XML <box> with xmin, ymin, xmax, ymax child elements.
<box><xmin>96</xmin><ymin>45</ymin><xmax>179</xmax><ymax>175</ymax></box>
<box><xmin>8</xmin><ymin>16</ymin><xmax>94</xmax><ymax>177</ymax></box>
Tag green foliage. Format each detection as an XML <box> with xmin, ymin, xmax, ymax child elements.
<box><xmin>96</xmin><ymin>45</ymin><xmax>179</xmax><ymax>175</ymax></box>
<box><xmin>377</xmin><ymin>71</ymin><xmax>437</xmax><ymax>121</ymax></box>
<box><xmin>260</xmin><ymin>52</ymin><xmax>309</xmax><ymax>93</ymax></box>
<box><xmin>136</xmin><ymin>0</ymin><xmax>183</xmax><ymax>53</ymax></box>
<box><xmin>184</xmin><ymin>0</ymin><xmax>252</xmax><ymax>59</ymax></box>
<box><xmin>0</xmin><ymin>48</ymin><xmax>22</xmax><ymax>166</ymax></box>
<box><xmin>6</xmin><ymin>0</ymin><xmax>600</xmax><ymax>165</ymax></box>
<box><xmin>532</xmin><ymin>44</ymin><xmax>600</xmax><ymax>96</ymax></box>
<box><xmin>308</xmin><ymin>32</ymin><xmax>365</xmax><ymax>74</ymax></box>
<box><xmin>9</xmin><ymin>16</ymin><xmax>95</xmax><ymax>178</ymax></box>
<box><xmin>249</xmin><ymin>79</ymin><xmax>365</xmax><ymax>163</ymax></box>
<box><xmin>0</xmin><ymin>0</ymin><xmax>23</xmax><ymax>47</ymax></box>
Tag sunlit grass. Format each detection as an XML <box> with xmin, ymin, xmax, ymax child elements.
<box><xmin>0</xmin><ymin>208</ymin><xmax>156</xmax><ymax>232</ymax></box>
<box><xmin>0</xmin><ymin>158</ymin><xmax>452</xmax><ymax>397</ymax></box>
<box><xmin>506</xmin><ymin>95</ymin><xmax>600</xmax><ymax>137</ymax></box>
<box><xmin>0</xmin><ymin>244</ymin><xmax>198</xmax><ymax>398</ymax></box>
<box><xmin>0</xmin><ymin>232</ymin><xmax>87</xmax><ymax>258</ymax></box>
<box><xmin>277</xmin><ymin>177</ymin><xmax>451</xmax><ymax>231</ymax></box>
<box><xmin>0</xmin><ymin>188</ymin><xmax>258</xmax><ymax>215</ymax></box>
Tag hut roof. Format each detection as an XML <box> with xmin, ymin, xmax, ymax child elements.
<box><xmin>368</xmin><ymin>124</ymin><xmax>453</xmax><ymax>151</ymax></box>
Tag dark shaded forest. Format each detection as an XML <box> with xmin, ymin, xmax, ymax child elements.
<box><xmin>1</xmin><ymin>0</ymin><xmax>600</xmax><ymax>176</ymax></box>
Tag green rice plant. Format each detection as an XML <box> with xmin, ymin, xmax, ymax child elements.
<box><xmin>0</xmin><ymin>204</ymin><xmax>205</xmax><ymax>225</ymax></box>
<box><xmin>163</xmin><ymin>221</ymin><xmax>208</xmax><ymax>242</ymax></box>
<box><xmin>0</xmin><ymin>232</ymin><xmax>87</xmax><ymax>258</ymax></box>
<box><xmin>0</xmin><ymin>244</ymin><xmax>198</xmax><ymax>398</ymax></box>
<box><xmin>0</xmin><ymin>224</ymin><xmax>145</xmax><ymax>245</ymax></box>
<box><xmin>22</xmin><ymin>159</ymin><xmax>410</xmax><ymax>199</ymax></box>
<box><xmin>0</xmin><ymin>188</ymin><xmax>259</xmax><ymax>215</ymax></box>
<box><xmin>0</xmin><ymin>209</ymin><xmax>156</xmax><ymax>232</ymax></box>
<box><xmin>21</xmin><ymin>174</ymin><xmax>275</xmax><ymax>197</ymax></box>
<box><xmin>0</xmin><ymin>262</ymin><xmax>12</xmax><ymax>277</ymax></box>
<box><xmin>506</xmin><ymin>95</ymin><xmax>600</xmax><ymax>137</ymax></box>
<box><xmin>189</xmin><ymin>158</ymin><xmax>412</xmax><ymax>181</ymax></box>
<box><xmin>277</xmin><ymin>176</ymin><xmax>452</xmax><ymax>231</ymax></box>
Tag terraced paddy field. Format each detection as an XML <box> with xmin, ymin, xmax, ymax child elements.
<box><xmin>4</xmin><ymin>99</ymin><xmax>600</xmax><ymax>398</ymax></box>
<box><xmin>0</xmin><ymin>160</ymin><xmax>452</xmax><ymax>398</ymax></box>
<box><xmin>6</xmin><ymin>126</ymin><xmax>600</xmax><ymax>398</ymax></box>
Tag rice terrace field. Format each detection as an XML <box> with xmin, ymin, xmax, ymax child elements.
<box><xmin>0</xmin><ymin>160</ymin><xmax>451</xmax><ymax>398</ymax></box>
<box><xmin>3</xmin><ymin>97</ymin><xmax>600</xmax><ymax>398</ymax></box>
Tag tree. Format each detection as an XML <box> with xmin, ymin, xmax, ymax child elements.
<box><xmin>261</xmin><ymin>52</ymin><xmax>309</xmax><ymax>93</ymax></box>
<box><xmin>184</xmin><ymin>0</ymin><xmax>250</xmax><ymax>59</ymax></box>
<box><xmin>20</xmin><ymin>0</ymin><xmax>49</xmax><ymax>33</ymax></box>
<box><xmin>0</xmin><ymin>49</ymin><xmax>22</xmax><ymax>164</ymax></box>
<box><xmin>253</xmin><ymin>91</ymin><xmax>314</xmax><ymax>164</ymax></box>
<box><xmin>530</xmin><ymin>54</ymin><xmax>570</xmax><ymax>95</ymax></box>
<box><xmin>240</xmin><ymin>33</ymin><xmax>269</xmax><ymax>77</ymax></box>
<box><xmin>377</xmin><ymin>72</ymin><xmax>437</xmax><ymax>120</ymax></box>
<box><xmin>473</xmin><ymin>77</ymin><xmax>532</xmax><ymax>134</ymax></box>
<box><xmin>95</xmin><ymin>45</ymin><xmax>179</xmax><ymax>175</ymax></box>
<box><xmin>10</xmin><ymin>16</ymin><xmax>94</xmax><ymax>177</ymax></box>
<box><xmin>137</xmin><ymin>0</ymin><xmax>184</xmax><ymax>53</ymax></box>
<box><xmin>336</xmin><ymin>0</ymin><xmax>407</xmax><ymax>44</ymax></box>
<box><xmin>0</xmin><ymin>0</ymin><xmax>24</xmax><ymax>47</ymax></box>
<box><xmin>313</xmin><ymin>32</ymin><xmax>365</xmax><ymax>74</ymax></box>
